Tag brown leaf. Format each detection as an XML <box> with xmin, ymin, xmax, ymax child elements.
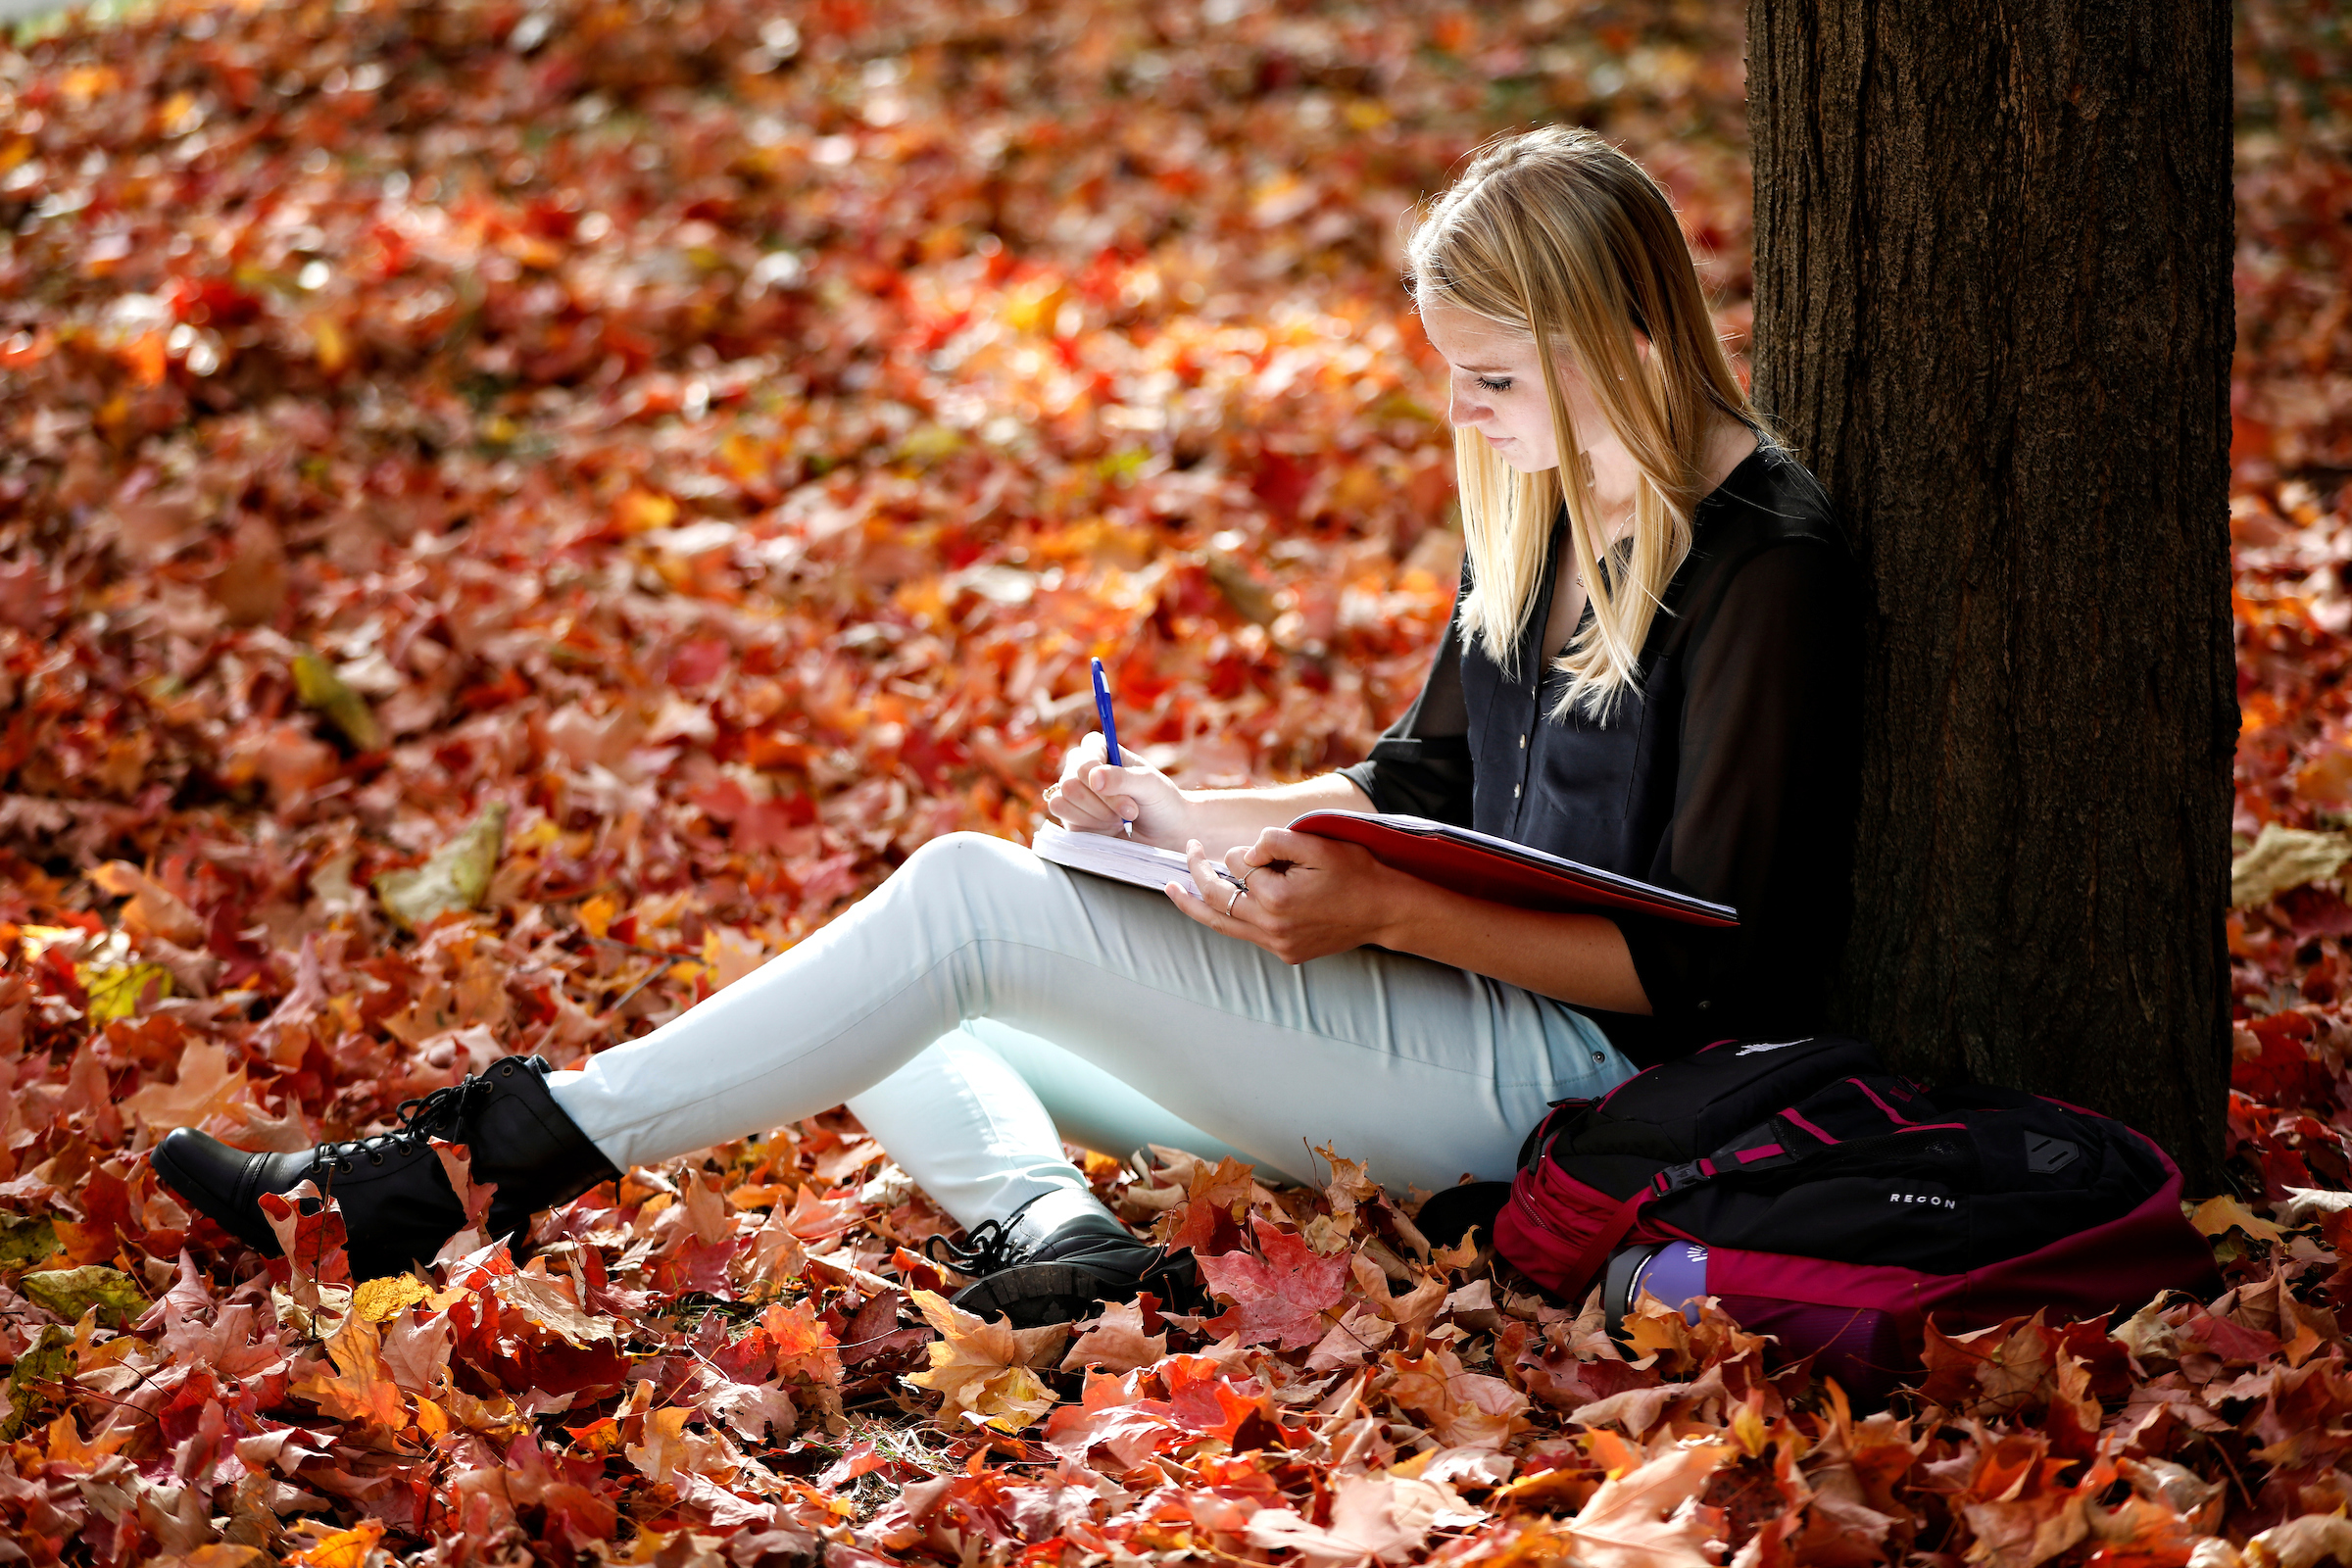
<box><xmin>88</xmin><ymin>861</ymin><xmax>206</xmax><ymax>947</ymax></box>
<box><xmin>1058</xmin><ymin>1299</ymin><xmax>1167</xmax><ymax>1374</ymax></box>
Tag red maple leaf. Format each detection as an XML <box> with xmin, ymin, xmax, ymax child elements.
<box><xmin>1196</xmin><ymin>1218</ymin><xmax>1350</xmax><ymax>1350</ymax></box>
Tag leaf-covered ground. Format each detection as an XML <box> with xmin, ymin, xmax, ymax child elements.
<box><xmin>0</xmin><ymin>0</ymin><xmax>2346</xmax><ymax>1564</ymax></box>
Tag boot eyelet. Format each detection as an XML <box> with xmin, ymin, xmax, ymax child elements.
<box><xmin>369</xmin><ymin>1152</ymin><xmax>384</xmax><ymax>1164</ymax></box>
<box><xmin>498</xmin><ymin>1064</ymin><xmax>513</xmax><ymax>1076</ymax></box>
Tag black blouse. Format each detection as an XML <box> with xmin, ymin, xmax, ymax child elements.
<box><xmin>1338</xmin><ymin>440</ymin><xmax>1862</xmax><ymax>1066</ymax></box>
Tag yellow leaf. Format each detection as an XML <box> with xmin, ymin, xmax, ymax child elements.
<box><xmin>77</xmin><ymin>961</ymin><xmax>174</xmax><ymax>1022</ymax></box>
<box><xmin>292</xmin><ymin>649</ymin><xmax>384</xmax><ymax>751</ymax></box>
<box><xmin>374</xmin><ymin>803</ymin><xmax>508</xmax><ymax>932</ymax></box>
<box><xmin>312</xmin><ymin>317</ymin><xmax>349</xmax><ymax>374</ymax></box>
<box><xmin>2189</xmin><ymin>1194</ymin><xmax>2285</xmax><ymax>1245</ymax></box>
<box><xmin>0</xmin><ymin>1212</ymin><xmax>58</xmax><ymax>1270</ymax></box>
<box><xmin>904</xmin><ymin>1288</ymin><xmax>1070</xmax><ymax>1432</ymax></box>
<box><xmin>578</xmin><ymin>891</ymin><xmax>619</xmax><ymax>940</ymax></box>
<box><xmin>290</xmin><ymin>1520</ymin><xmax>385</xmax><ymax>1568</ymax></box>
<box><xmin>3</xmin><ymin>1325</ymin><xmax>73</xmax><ymax>1440</ymax></box>
<box><xmin>60</xmin><ymin>65</ymin><xmax>121</xmax><ymax>103</ymax></box>
<box><xmin>616</xmin><ymin>489</ymin><xmax>678</xmax><ymax>534</ymax></box>
<box><xmin>352</xmin><ymin>1274</ymin><xmax>431</xmax><ymax>1323</ymax></box>
<box><xmin>19</xmin><ymin>1266</ymin><xmax>148</xmax><ymax>1329</ymax></box>
<box><xmin>290</xmin><ymin>1312</ymin><xmax>409</xmax><ymax>1429</ymax></box>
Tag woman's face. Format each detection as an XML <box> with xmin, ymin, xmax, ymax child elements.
<box><xmin>1419</xmin><ymin>298</ymin><xmax>1588</xmax><ymax>476</ymax></box>
<box><xmin>1421</xmin><ymin>297</ymin><xmax>1653</xmax><ymax>501</ymax></box>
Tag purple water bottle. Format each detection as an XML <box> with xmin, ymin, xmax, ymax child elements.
<box><xmin>1601</xmin><ymin>1240</ymin><xmax>1710</xmax><ymax>1337</ymax></box>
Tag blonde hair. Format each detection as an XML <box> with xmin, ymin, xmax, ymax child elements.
<box><xmin>1407</xmin><ymin>126</ymin><xmax>1754</xmax><ymax>718</ymax></box>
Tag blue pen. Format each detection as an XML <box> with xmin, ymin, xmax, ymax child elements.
<box><xmin>1090</xmin><ymin>657</ymin><xmax>1121</xmax><ymax>765</ymax></box>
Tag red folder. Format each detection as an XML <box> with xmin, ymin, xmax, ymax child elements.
<box><xmin>1288</xmin><ymin>811</ymin><xmax>1739</xmax><ymax>928</ymax></box>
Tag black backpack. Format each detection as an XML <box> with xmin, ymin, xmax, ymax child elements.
<box><xmin>1451</xmin><ymin>1037</ymin><xmax>2215</xmax><ymax>1396</ymax></box>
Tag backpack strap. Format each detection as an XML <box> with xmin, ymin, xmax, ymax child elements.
<box><xmin>1548</xmin><ymin>1146</ymin><xmax>1794</xmax><ymax>1298</ymax></box>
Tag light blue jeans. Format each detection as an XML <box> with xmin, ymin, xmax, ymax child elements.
<box><xmin>545</xmin><ymin>832</ymin><xmax>1632</xmax><ymax>1228</ymax></box>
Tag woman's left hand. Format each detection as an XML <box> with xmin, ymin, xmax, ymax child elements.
<box><xmin>1169</xmin><ymin>829</ymin><xmax>1404</xmax><ymax>964</ymax></box>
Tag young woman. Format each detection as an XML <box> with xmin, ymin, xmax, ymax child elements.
<box><xmin>155</xmin><ymin>126</ymin><xmax>1860</xmax><ymax>1322</ymax></box>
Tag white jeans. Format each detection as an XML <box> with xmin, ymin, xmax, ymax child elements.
<box><xmin>545</xmin><ymin>832</ymin><xmax>1632</xmax><ymax>1229</ymax></box>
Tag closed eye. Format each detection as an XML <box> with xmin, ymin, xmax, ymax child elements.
<box><xmin>1475</xmin><ymin>375</ymin><xmax>1512</xmax><ymax>393</ymax></box>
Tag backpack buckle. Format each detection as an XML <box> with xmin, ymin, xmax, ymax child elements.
<box><xmin>1654</xmin><ymin>1160</ymin><xmax>1709</xmax><ymax>1195</ymax></box>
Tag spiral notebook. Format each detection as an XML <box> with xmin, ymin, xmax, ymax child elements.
<box><xmin>1031</xmin><ymin>812</ymin><xmax>1736</xmax><ymax>927</ymax></box>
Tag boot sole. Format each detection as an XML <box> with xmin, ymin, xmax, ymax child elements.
<box><xmin>954</xmin><ymin>1262</ymin><xmax>1128</xmax><ymax>1328</ymax></box>
<box><xmin>953</xmin><ymin>1257</ymin><xmax>1202</xmax><ymax>1329</ymax></box>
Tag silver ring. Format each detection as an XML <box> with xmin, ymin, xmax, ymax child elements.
<box><xmin>1225</xmin><ymin>885</ymin><xmax>1247</xmax><ymax>916</ymax></box>
<box><xmin>1234</xmin><ymin>866</ymin><xmax>1253</xmax><ymax>892</ymax></box>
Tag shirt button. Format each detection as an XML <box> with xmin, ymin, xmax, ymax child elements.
<box><xmin>1592</xmin><ymin>1051</ymin><xmax>1605</xmax><ymax>1064</ymax></box>
<box><xmin>1513</xmin><ymin>783</ymin><xmax>1521</xmax><ymax>798</ymax></box>
<box><xmin>1520</xmin><ymin>734</ymin><xmax>1527</xmax><ymax>749</ymax></box>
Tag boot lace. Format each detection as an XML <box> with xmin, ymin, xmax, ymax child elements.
<box><xmin>315</xmin><ymin>1077</ymin><xmax>493</xmax><ymax>1174</ymax></box>
<box><xmin>923</xmin><ymin>1193</ymin><xmax>1053</xmax><ymax>1277</ymax></box>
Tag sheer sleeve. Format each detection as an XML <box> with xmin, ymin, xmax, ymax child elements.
<box><xmin>1610</xmin><ymin>541</ymin><xmax>1862</xmax><ymax>1048</ymax></box>
<box><xmin>1338</xmin><ymin>620</ymin><xmax>1476</xmax><ymax>826</ymax></box>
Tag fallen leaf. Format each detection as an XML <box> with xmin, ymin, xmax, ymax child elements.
<box><xmin>1559</xmin><ymin>1443</ymin><xmax>1731</xmax><ymax>1568</ymax></box>
<box><xmin>1198</xmin><ymin>1217</ymin><xmax>1352</xmax><ymax>1349</ymax></box>
<box><xmin>0</xmin><ymin>1213</ymin><xmax>59</xmax><ymax>1269</ymax></box>
<box><xmin>77</xmin><ymin>959</ymin><xmax>176</xmax><ymax>1021</ymax></box>
<box><xmin>375</xmin><ymin>803</ymin><xmax>509</xmax><ymax>931</ymax></box>
<box><xmin>19</xmin><ymin>1264</ymin><xmax>149</xmax><ymax>1328</ymax></box>
<box><xmin>1246</xmin><ymin>1472</ymin><xmax>1458</xmax><ymax>1564</ymax></box>
<box><xmin>1059</xmin><ymin>1298</ymin><xmax>1168</xmax><ymax>1374</ymax></box>
<box><xmin>904</xmin><ymin>1288</ymin><xmax>1071</xmax><ymax>1432</ymax></box>
<box><xmin>2</xmin><ymin>1326</ymin><xmax>74</xmax><ymax>1440</ymax></box>
<box><xmin>2191</xmin><ymin>1194</ymin><xmax>2287</xmax><ymax>1245</ymax></box>
<box><xmin>291</xmin><ymin>1310</ymin><xmax>410</xmax><ymax>1429</ymax></box>
<box><xmin>288</xmin><ymin>1520</ymin><xmax>387</xmax><ymax>1568</ymax></box>
<box><xmin>293</xmin><ymin>647</ymin><xmax>385</xmax><ymax>751</ymax></box>
<box><xmin>88</xmin><ymin>860</ymin><xmax>206</xmax><ymax>946</ymax></box>
<box><xmin>352</xmin><ymin>1274</ymin><xmax>432</xmax><ymax>1323</ymax></box>
<box><xmin>496</xmin><ymin>1267</ymin><xmax>622</xmax><ymax>1347</ymax></box>
<box><xmin>2232</xmin><ymin>823</ymin><xmax>2352</xmax><ymax>908</ymax></box>
<box><xmin>122</xmin><ymin>1039</ymin><xmax>252</xmax><ymax>1131</ymax></box>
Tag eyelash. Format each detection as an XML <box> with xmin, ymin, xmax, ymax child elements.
<box><xmin>1475</xmin><ymin>376</ymin><xmax>1512</xmax><ymax>392</ymax></box>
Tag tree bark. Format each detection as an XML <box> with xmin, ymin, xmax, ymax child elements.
<box><xmin>1745</xmin><ymin>0</ymin><xmax>2238</xmax><ymax>1189</ymax></box>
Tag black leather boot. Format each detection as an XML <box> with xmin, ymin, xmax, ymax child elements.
<box><xmin>152</xmin><ymin>1055</ymin><xmax>618</xmax><ymax>1281</ymax></box>
<box><xmin>927</xmin><ymin>1195</ymin><xmax>1200</xmax><ymax>1329</ymax></box>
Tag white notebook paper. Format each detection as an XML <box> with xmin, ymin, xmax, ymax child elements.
<box><xmin>1032</xmin><ymin>824</ymin><xmax>1220</xmax><ymax>899</ymax></box>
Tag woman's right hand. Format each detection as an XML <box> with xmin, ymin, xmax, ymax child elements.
<box><xmin>1045</xmin><ymin>733</ymin><xmax>1191</xmax><ymax>847</ymax></box>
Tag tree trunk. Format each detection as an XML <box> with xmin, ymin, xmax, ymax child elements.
<box><xmin>1744</xmin><ymin>1</ymin><xmax>2238</xmax><ymax>1189</ymax></box>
